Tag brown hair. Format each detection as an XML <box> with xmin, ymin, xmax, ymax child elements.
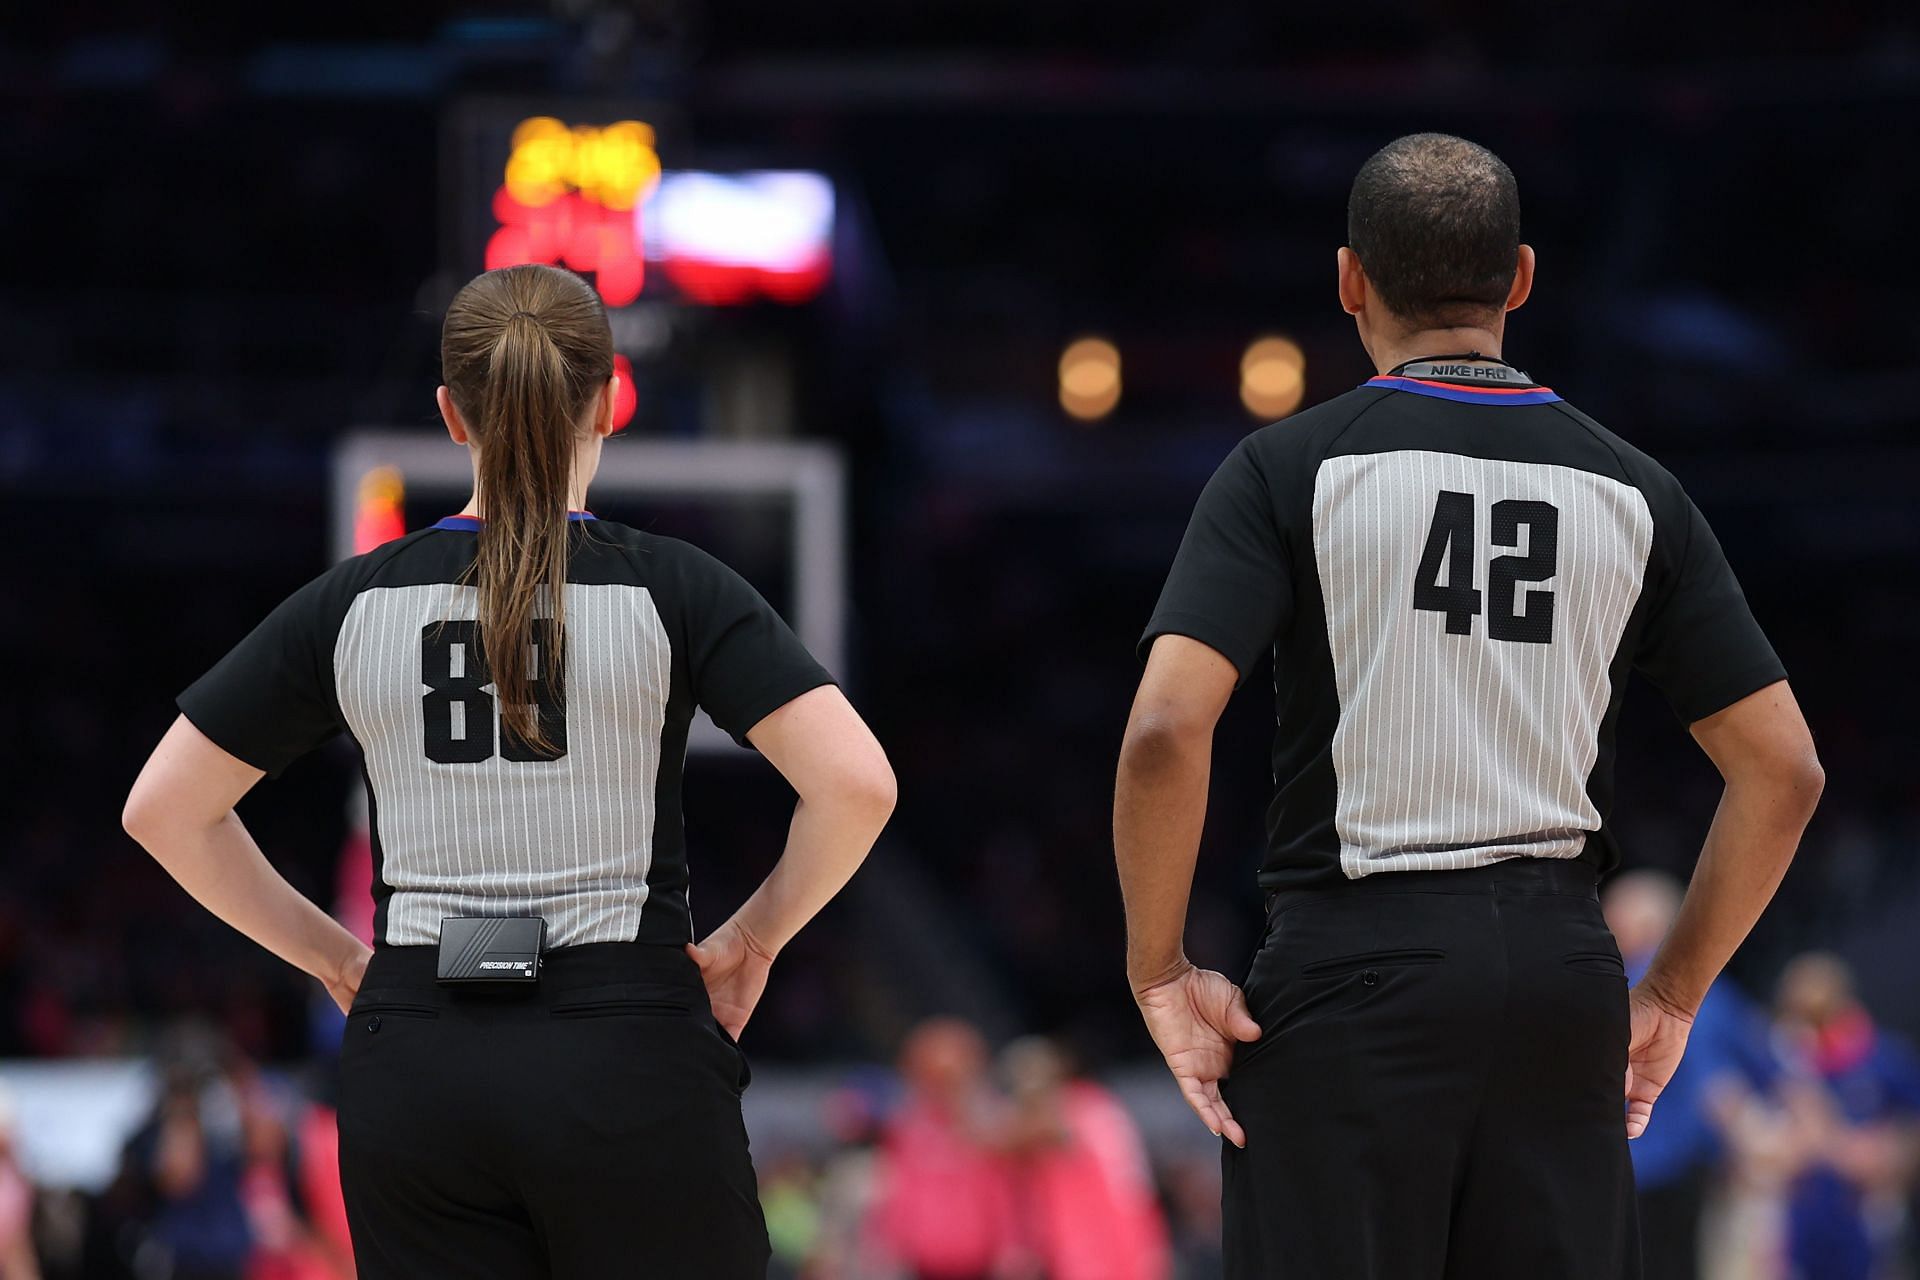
<box><xmin>440</xmin><ymin>264</ymin><xmax>613</xmax><ymax>753</ymax></box>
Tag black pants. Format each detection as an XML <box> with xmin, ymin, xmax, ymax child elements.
<box><xmin>337</xmin><ymin>941</ymin><xmax>769</xmax><ymax>1280</ymax></box>
<box><xmin>1222</xmin><ymin>858</ymin><xmax>1641</xmax><ymax>1279</ymax></box>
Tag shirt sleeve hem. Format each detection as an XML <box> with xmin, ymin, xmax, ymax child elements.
<box><xmin>714</xmin><ymin>670</ymin><xmax>839</xmax><ymax>748</ymax></box>
<box><xmin>1137</xmin><ymin>613</ymin><xmax>1262</xmax><ymax>687</ymax></box>
<box><xmin>1669</xmin><ymin>662</ymin><xmax>1789</xmax><ymax>727</ymax></box>
<box><xmin>175</xmin><ymin>697</ymin><xmax>291</xmax><ymax>779</ymax></box>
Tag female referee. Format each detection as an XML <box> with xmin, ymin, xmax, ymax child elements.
<box><xmin>122</xmin><ymin>262</ymin><xmax>896</xmax><ymax>1278</ymax></box>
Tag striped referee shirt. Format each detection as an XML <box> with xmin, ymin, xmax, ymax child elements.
<box><xmin>1141</xmin><ymin>361</ymin><xmax>1786</xmax><ymax>890</ymax></box>
<box><xmin>178</xmin><ymin>513</ymin><xmax>832</xmax><ymax>947</ymax></box>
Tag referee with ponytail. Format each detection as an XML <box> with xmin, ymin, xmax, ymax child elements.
<box><xmin>124</xmin><ymin>263</ymin><xmax>896</xmax><ymax>1278</ymax></box>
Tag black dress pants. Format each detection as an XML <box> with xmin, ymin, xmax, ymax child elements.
<box><xmin>1221</xmin><ymin>858</ymin><xmax>1641</xmax><ymax>1279</ymax></box>
<box><xmin>337</xmin><ymin>941</ymin><xmax>769</xmax><ymax>1280</ymax></box>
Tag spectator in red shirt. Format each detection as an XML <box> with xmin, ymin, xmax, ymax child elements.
<box><xmin>1000</xmin><ymin>1038</ymin><xmax>1170</xmax><ymax>1280</ymax></box>
<box><xmin>869</xmin><ymin>1019</ymin><xmax>1019</xmax><ymax>1280</ymax></box>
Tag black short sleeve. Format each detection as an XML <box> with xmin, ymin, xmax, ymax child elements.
<box><xmin>177</xmin><ymin>568</ymin><xmax>353</xmax><ymax>777</ymax></box>
<box><xmin>1634</xmin><ymin>496</ymin><xmax>1786</xmax><ymax>724</ymax></box>
<box><xmin>675</xmin><ymin>546</ymin><xmax>835</xmax><ymax>746</ymax></box>
<box><xmin>1139</xmin><ymin>438</ymin><xmax>1291</xmax><ymax>684</ymax></box>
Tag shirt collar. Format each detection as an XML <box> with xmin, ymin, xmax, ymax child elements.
<box><xmin>432</xmin><ymin>511</ymin><xmax>597</xmax><ymax>532</ymax></box>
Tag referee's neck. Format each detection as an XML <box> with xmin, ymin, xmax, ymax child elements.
<box><xmin>1366</xmin><ymin>324</ymin><xmax>1507</xmax><ymax>376</ymax></box>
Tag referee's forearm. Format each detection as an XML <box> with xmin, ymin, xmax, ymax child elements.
<box><xmin>1114</xmin><ymin>719</ymin><xmax>1214</xmax><ymax>990</ymax></box>
<box><xmin>732</xmin><ymin>789</ymin><xmax>892</xmax><ymax>956</ymax></box>
<box><xmin>131</xmin><ymin>811</ymin><xmax>366</xmax><ymax>987</ymax></box>
<box><xmin>1640</xmin><ymin>768</ymin><xmax>1821</xmax><ymax>1017</ymax></box>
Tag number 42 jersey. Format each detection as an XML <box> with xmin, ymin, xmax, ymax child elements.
<box><xmin>178</xmin><ymin>514</ymin><xmax>833</xmax><ymax>947</ymax></box>
<box><xmin>1141</xmin><ymin>363</ymin><xmax>1786</xmax><ymax>890</ymax></box>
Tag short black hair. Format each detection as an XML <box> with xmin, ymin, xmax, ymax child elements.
<box><xmin>1347</xmin><ymin>133</ymin><xmax>1521</xmax><ymax>330</ymax></box>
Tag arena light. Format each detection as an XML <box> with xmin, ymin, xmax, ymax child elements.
<box><xmin>611</xmin><ymin>354</ymin><xmax>636</xmax><ymax>430</ymax></box>
<box><xmin>505</xmin><ymin>117</ymin><xmax>660</xmax><ymax>211</ymax></box>
<box><xmin>487</xmin><ymin>116</ymin><xmax>661</xmax><ymax>307</ymax></box>
<box><xmin>638</xmin><ymin>171</ymin><xmax>835</xmax><ymax>306</ymax></box>
<box><xmin>353</xmin><ymin>465</ymin><xmax>407</xmax><ymax>553</ymax></box>
<box><xmin>1059</xmin><ymin>337</ymin><xmax>1122</xmax><ymax>422</ymax></box>
<box><xmin>1241</xmin><ymin>336</ymin><xmax>1305</xmax><ymax>419</ymax></box>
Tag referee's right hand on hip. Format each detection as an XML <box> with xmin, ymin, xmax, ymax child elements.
<box><xmin>1133</xmin><ymin>962</ymin><xmax>1264</xmax><ymax>1148</ymax></box>
<box><xmin>1624</xmin><ymin>985</ymin><xmax>1695</xmax><ymax>1139</ymax></box>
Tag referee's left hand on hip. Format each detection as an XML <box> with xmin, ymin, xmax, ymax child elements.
<box><xmin>688</xmin><ymin>917</ymin><xmax>776</xmax><ymax>1041</ymax></box>
<box><xmin>1133</xmin><ymin>962</ymin><xmax>1263</xmax><ymax>1148</ymax></box>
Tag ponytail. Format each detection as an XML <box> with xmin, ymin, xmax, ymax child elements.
<box><xmin>440</xmin><ymin>266</ymin><xmax>615</xmax><ymax>757</ymax></box>
<box><xmin>473</xmin><ymin>314</ymin><xmax>573</xmax><ymax>753</ymax></box>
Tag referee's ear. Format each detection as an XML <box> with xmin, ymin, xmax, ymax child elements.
<box><xmin>436</xmin><ymin>385</ymin><xmax>474</xmax><ymax>446</ymax></box>
<box><xmin>1336</xmin><ymin>246</ymin><xmax>1368</xmax><ymax>317</ymax></box>
<box><xmin>1504</xmin><ymin>244</ymin><xmax>1537</xmax><ymax>314</ymax></box>
<box><xmin>589</xmin><ymin>374</ymin><xmax>619</xmax><ymax>439</ymax></box>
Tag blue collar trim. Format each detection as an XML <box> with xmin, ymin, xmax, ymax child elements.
<box><xmin>432</xmin><ymin>512</ymin><xmax>597</xmax><ymax>532</ymax></box>
<box><xmin>1365</xmin><ymin>375</ymin><xmax>1562</xmax><ymax>406</ymax></box>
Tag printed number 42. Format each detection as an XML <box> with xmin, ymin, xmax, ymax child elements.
<box><xmin>1412</xmin><ymin>490</ymin><xmax>1559</xmax><ymax>644</ymax></box>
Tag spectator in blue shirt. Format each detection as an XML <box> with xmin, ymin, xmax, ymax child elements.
<box><xmin>1767</xmin><ymin>953</ymin><xmax>1920</xmax><ymax>1280</ymax></box>
<box><xmin>123</xmin><ymin>1036</ymin><xmax>253</xmax><ymax>1280</ymax></box>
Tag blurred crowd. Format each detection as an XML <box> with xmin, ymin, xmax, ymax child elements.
<box><xmin>1607</xmin><ymin>874</ymin><xmax>1920</xmax><ymax>1280</ymax></box>
<box><xmin>759</xmin><ymin>1020</ymin><xmax>1184</xmax><ymax>1280</ymax></box>
<box><xmin>12</xmin><ymin>1025</ymin><xmax>352</xmax><ymax>1280</ymax></box>
<box><xmin>1</xmin><ymin>869</ymin><xmax>1915</xmax><ymax>1280</ymax></box>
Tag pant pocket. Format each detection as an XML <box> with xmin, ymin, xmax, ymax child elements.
<box><xmin>1561</xmin><ymin>950</ymin><xmax>1627</xmax><ymax>979</ymax></box>
<box><xmin>1246</xmin><ymin>950</ymin><xmax>1446</xmax><ymax>1052</ymax></box>
<box><xmin>1298</xmin><ymin>948</ymin><xmax>1446</xmax><ymax>979</ymax></box>
<box><xmin>701</xmin><ymin>1018</ymin><xmax>751</xmax><ymax>1095</ymax></box>
<box><xmin>348</xmin><ymin>988</ymin><xmax>442</xmax><ymax>1020</ymax></box>
<box><xmin>550</xmin><ymin>982</ymin><xmax>696</xmax><ymax>1019</ymax></box>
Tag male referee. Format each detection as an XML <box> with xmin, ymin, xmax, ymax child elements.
<box><xmin>1113</xmin><ymin>133</ymin><xmax>1824</xmax><ymax>1279</ymax></box>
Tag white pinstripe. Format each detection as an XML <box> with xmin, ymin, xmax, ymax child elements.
<box><xmin>1313</xmin><ymin>450</ymin><xmax>1652</xmax><ymax>878</ymax></box>
<box><xmin>334</xmin><ymin>583</ymin><xmax>672</xmax><ymax>946</ymax></box>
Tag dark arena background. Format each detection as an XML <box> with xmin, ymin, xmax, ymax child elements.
<box><xmin>3</xmin><ymin>3</ymin><xmax>1919</xmax><ymax>1277</ymax></box>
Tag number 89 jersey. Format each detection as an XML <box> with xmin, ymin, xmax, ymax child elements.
<box><xmin>178</xmin><ymin>514</ymin><xmax>834</xmax><ymax>947</ymax></box>
<box><xmin>1140</xmin><ymin>363</ymin><xmax>1786</xmax><ymax>890</ymax></box>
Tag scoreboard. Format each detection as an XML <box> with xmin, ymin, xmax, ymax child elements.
<box><xmin>448</xmin><ymin>105</ymin><xmax>836</xmax><ymax>315</ymax></box>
